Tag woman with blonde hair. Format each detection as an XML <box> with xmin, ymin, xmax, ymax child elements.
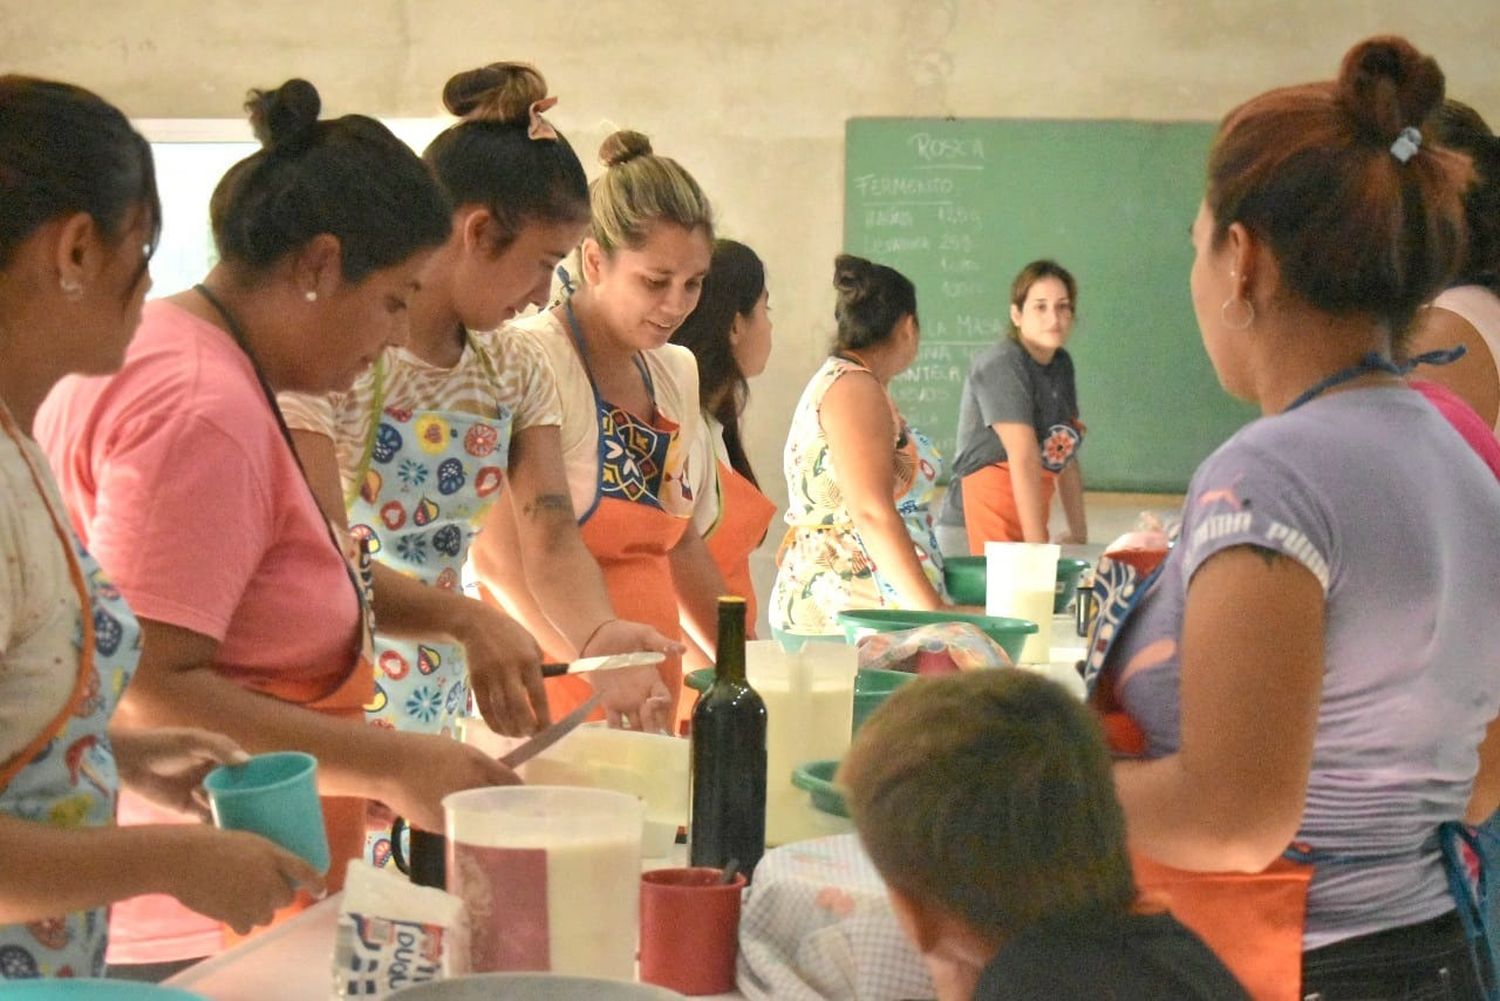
<box><xmin>475</xmin><ymin>129</ymin><xmax>726</xmax><ymax>726</ymax></box>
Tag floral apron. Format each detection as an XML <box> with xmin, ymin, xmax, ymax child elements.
<box><xmin>546</xmin><ymin>301</ymin><xmax>688</xmax><ymax>722</ymax></box>
<box><xmin>1083</xmin><ymin>351</ymin><xmax>1495</xmax><ymax>1000</ymax></box>
<box><xmin>0</xmin><ymin>408</ymin><xmax>139</xmax><ymax>979</ymax></box>
<box><xmin>342</xmin><ymin>352</ymin><xmax>513</xmax><ymax>867</ymax></box>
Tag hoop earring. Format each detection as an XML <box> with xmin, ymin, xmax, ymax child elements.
<box><xmin>60</xmin><ymin>278</ymin><xmax>84</xmax><ymax>302</ymax></box>
<box><xmin>1220</xmin><ymin>295</ymin><xmax>1254</xmax><ymax>331</ymax></box>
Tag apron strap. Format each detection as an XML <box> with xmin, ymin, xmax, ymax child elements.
<box><xmin>1440</xmin><ymin>820</ymin><xmax>1500</xmax><ymax>1000</ymax></box>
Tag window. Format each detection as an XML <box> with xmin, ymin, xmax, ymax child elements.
<box><xmin>139</xmin><ymin>117</ymin><xmax>447</xmax><ymax>296</ymax></box>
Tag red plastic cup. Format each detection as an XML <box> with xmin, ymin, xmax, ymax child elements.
<box><xmin>639</xmin><ymin>866</ymin><xmax>748</xmax><ymax>995</ymax></box>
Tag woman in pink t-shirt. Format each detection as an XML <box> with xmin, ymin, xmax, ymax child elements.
<box><xmin>0</xmin><ymin>75</ymin><xmax>321</xmax><ymax>981</ymax></box>
<box><xmin>36</xmin><ymin>79</ymin><xmax>518</xmax><ymax>972</ymax></box>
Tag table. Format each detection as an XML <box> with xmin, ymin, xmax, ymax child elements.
<box><xmin>164</xmin><ymin>627</ymin><xmax>1086</xmax><ymax>999</ymax></box>
<box><xmin>164</xmin><ymin>857</ymin><xmax>744</xmax><ymax>1001</ymax></box>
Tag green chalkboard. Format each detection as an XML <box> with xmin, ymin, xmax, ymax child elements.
<box><xmin>844</xmin><ymin>118</ymin><xmax>1257</xmax><ymax>493</ymax></box>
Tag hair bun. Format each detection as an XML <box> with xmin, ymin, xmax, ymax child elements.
<box><xmin>832</xmin><ymin>254</ymin><xmax>875</xmax><ymax>302</ymax></box>
<box><xmin>1336</xmin><ymin>36</ymin><xmax>1445</xmax><ymax>144</ymax></box>
<box><xmin>599</xmin><ymin>129</ymin><xmax>652</xmax><ymax>168</ymax></box>
<box><xmin>245</xmin><ymin>78</ymin><xmax>321</xmax><ymax>150</ymax></box>
<box><xmin>442</xmin><ymin>63</ymin><xmax>547</xmax><ymax>126</ymax></box>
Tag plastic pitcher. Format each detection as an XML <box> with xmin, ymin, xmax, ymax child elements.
<box><xmin>443</xmin><ymin>786</ymin><xmax>643</xmax><ymax>978</ymax></box>
<box><xmin>455</xmin><ymin>719</ymin><xmax>687</xmax><ymax>858</ymax></box>
<box><xmin>985</xmin><ymin>541</ymin><xmax>1060</xmax><ymax>664</ymax></box>
<box><xmin>744</xmin><ymin>638</ymin><xmax>857</xmax><ymax>846</ymax></box>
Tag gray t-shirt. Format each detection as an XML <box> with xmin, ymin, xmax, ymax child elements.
<box><xmin>1106</xmin><ymin>386</ymin><xmax>1500</xmax><ymax>949</ymax></box>
<box><xmin>939</xmin><ymin>339</ymin><xmax>1080</xmax><ymax>526</ymax></box>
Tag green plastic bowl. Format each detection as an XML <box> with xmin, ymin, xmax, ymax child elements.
<box><xmin>791</xmin><ymin>759</ymin><xmax>849</xmax><ymax>818</ymax></box>
<box><xmin>942</xmin><ymin>556</ymin><xmax>988</xmax><ymax>605</ymax></box>
<box><xmin>836</xmin><ymin>609</ymin><xmax>1037</xmax><ymax>664</ymax></box>
<box><xmin>943</xmin><ymin>556</ymin><xmax>1095</xmax><ymax>614</ymax></box>
<box><xmin>853</xmin><ymin>667</ymin><xmax>915</xmax><ymax>733</ymax></box>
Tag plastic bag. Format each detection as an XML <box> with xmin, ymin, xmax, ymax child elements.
<box><xmin>332</xmin><ymin>860</ymin><xmax>469</xmax><ymax>998</ymax></box>
<box><xmin>854</xmin><ymin>622</ymin><xmax>1012</xmax><ymax>675</ymax></box>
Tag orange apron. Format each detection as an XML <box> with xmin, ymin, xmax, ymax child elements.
<box><xmin>959</xmin><ymin>461</ymin><xmax>1057</xmax><ymax>553</ymax></box>
<box><xmin>685</xmin><ymin>459</ymin><xmax>775</xmax><ymax>674</ymax></box>
<box><xmin>545</xmin><ymin>301</ymin><xmax>690</xmax><ymax>724</ymax></box>
<box><xmin>1085</xmin><ymin>542</ymin><xmax>1311</xmax><ymax>1000</ymax></box>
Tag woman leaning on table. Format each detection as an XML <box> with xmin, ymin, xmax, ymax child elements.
<box><xmin>0</xmin><ymin>75</ymin><xmax>321</xmax><ymax>981</ymax></box>
<box><xmin>769</xmin><ymin>254</ymin><xmax>950</xmax><ymax>642</ymax></box>
<box><xmin>1086</xmin><ymin>36</ymin><xmax>1500</xmax><ymax>999</ymax></box>
<box><xmin>35</xmin><ymin>80</ymin><xmax>517</xmax><ymax>973</ymax></box>
<box><xmin>938</xmin><ymin>259</ymin><xmax>1087</xmax><ymax>553</ymax></box>
<box><xmin>471</xmin><ymin>129</ymin><xmax>728</xmax><ymax>726</ymax></box>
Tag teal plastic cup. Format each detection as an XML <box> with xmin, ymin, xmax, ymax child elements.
<box><xmin>203</xmin><ymin>750</ymin><xmax>329</xmax><ymax>874</ymax></box>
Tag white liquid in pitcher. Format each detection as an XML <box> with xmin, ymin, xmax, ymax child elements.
<box><xmin>756</xmin><ymin>682</ymin><xmax>854</xmax><ymax>845</ymax></box>
<box><xmin>449</xmin><ymin>833</ymin><xmax>639</xmax><ymax>978</ymax></box>
<box><xmin>988</xmin><ymin>589</ymin><xmax>1054</xmax><ymax>664</ymax></box>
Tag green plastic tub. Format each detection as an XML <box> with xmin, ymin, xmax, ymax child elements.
<box><xmin>836</xmin><ymin>609</ymin><xmax>1037</xmax><ymax>664</ymax></box>
<box><xmin>943</xmin><ymin>555</ymin><xmax>1094</xmax><ymax>613</ymax></box>
<box><xmin>853</xmin><ymin>667</ymin><xmax>914</xmax><ymax>733</ymax></box>
<box><xmin>791</xmin><ymin>759</ymin><xmax>849</xmax><ymax>819</ymax></box>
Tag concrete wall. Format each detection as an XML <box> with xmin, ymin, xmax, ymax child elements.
<box><xmin>6</xmin><ymin>0</ymin><xmax>1496</xmax><ymax>603</ymax></box>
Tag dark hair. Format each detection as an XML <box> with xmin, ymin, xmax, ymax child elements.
<box><xmin>0</xmin><ymin>75</ymin><xmax>160</xmax><ymax>285</ymax></box>
<box><xmin>841</xmin><ymin>670</ymin><xmax>1137</xmax><ymax>940</ymax></box>
<box><xmin>831</xmin><ymin>254</ymin><xmax>917</xmax><ymax>352</ymax></box>
<box><xmin>670</xmin><ymin>239</ymin><xmax>766</xmax><ymax>486</ymax></box>
<box><xmin>1008</xmin><ymin>259</ymin><xmax>1078</xmax><ymax>340</ymax></box>
<box><xmin>1206</xmin><ymin>36</ymin><xmax>1471</xmax><ymax>346</ymax></box>
<box><xmin>209</xmin><ymin>79</ymin><xmax>451</xmax><ymax>283</ymax></box>
<box><xmin>1435</xmin><ymin>100</ymin><xmax>1500</xmax><ymax>294</ymax></box>
<box><xmin>423</xmin><ymin>63</ymin><xmax>589</xmax><ymax>254</ymax></box>
<box><xmin>589</xmin><ymin>130</ymin><xmax>714</xmax><ymax>253</ymax></box>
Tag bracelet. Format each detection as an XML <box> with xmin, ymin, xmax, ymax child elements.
<box><xmin>580</xmin><ymin>618</ymin><xmax>618</xmax><ymax>656</ymax></box>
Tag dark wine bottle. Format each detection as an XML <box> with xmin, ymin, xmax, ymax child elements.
<box><xmin>689</xmin><ymin>595</ymin><xmax>767</xmax><ymax>877</ymax></box>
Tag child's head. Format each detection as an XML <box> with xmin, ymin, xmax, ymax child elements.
<box><xmin>841</xmin><ymin>670</ymin><xmax>1136</xmax><ymax>952</ymax></box>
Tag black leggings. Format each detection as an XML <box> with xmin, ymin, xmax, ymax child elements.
<box><xmin>1300</xmin><ymin>910</ymin><xmax>1485</xmax><ymax>1001</ymax></box>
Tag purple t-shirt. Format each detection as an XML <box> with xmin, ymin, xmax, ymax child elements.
<box><xmin>1107</xmin><ymin>386</ymin><xmax>1500</xmax><ymax>950</ymax></box>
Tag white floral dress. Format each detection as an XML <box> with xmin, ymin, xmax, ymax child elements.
<box><xmin>769</xmin><ymin>356</ymin><xmax>946</xmax><ymax>635</ymax></box>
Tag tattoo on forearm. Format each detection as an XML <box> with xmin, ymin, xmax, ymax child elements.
<box><xmin>522</xmin><ymin>493</ymin><xmax>575</xmax><ymax>520</ymax></box>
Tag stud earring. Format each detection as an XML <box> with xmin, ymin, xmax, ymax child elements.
<box><xmin>60</xmin><ymin>278</ymin><xmax>84</xmax><ymax>301</ymax></box>
<box><xmin>304</xmin><ymin>290</ymin><xmax>318</xmax><ymax>303</ymax></box>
